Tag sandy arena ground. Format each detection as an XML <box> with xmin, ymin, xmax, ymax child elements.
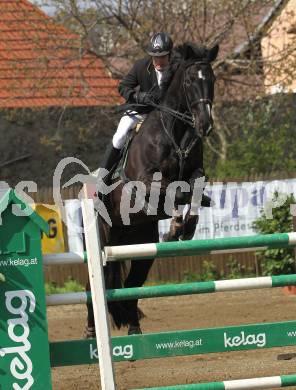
<box><xmin>47</xmin><ymin>289</ymin><xmax>296</xmax><ymax>390</ymax></box>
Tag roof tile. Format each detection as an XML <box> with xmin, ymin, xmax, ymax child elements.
<box><xmin>0</xmin><ymin>0</ymin><xmax>121</xmax><ymax>108</ymax></box>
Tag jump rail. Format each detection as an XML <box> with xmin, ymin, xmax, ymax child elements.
<box><xmin>104</xmin><ymin>232</ymin><xmax>296</xmax><ymax>261</ymax></box>
<box><xmin>46</xmin><ymin>274</ymin><xmax>296</xmax><ymax>306</ymax></box>
<box><xmin>43</xmin><ymin>232</ymin><xmax>296</xmax><ymax>265</ymax></box>
<box><xmin>137</xmin><ymin>374</ymin><xmax>296</xmax><ymax>390</ymax></box>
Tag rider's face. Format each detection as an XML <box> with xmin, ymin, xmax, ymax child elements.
<box><xmin>152</xmin><ymin>55</ymin><xmax>169</xmax><ymax>72</ymax></box>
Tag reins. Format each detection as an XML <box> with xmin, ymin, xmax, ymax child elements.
<box><xmin>160</xmin><ymin>112</ymin><xmax>197</xmax><ymax>181</ymax></box>
<box><xmin>118</xmin><ymin>101</ymin><xmax>195</xmax><ymax>127</ymax></box>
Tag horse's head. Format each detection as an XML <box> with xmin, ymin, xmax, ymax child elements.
<box><xmin>181</xmin><ymin>43</ymin><xmax>219</xmax><ymax>137</ymax></box>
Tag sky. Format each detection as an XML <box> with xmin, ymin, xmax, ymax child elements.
<box><xmin>29</xmin><ymin>0</ymin><xmax>92</xmax><ymax>16</ymax></box>
<box><xmin>29</xmin><ymin>0</ymin><xmax>57</xmax><ymax>15</ymax></box>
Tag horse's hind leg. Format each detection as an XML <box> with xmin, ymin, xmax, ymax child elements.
<box><xmin>84</xmin><ymin>218</ymin><xmax>110</xmax><ymax>338</ymax></box>
<box><xmin>123</xmin><ymin>258</ymin><xmax>154</xmax><ymax>334</ymax></box>
<box><xmin>121</xmin><ymin>222</ymin><xmax>159</xmax><ymax>334</ymax></box>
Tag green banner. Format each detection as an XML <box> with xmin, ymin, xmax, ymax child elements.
<box><xmin>0</xmin><ymin>191</ymin><xmax>52</xmax><ymax>389</ymax></box>
<box><xmin>50</xmin><ymin>320</ymin><xmax>296</xmax><ymax>366</ymax></box>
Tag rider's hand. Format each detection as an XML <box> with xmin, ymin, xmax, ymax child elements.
<box><xmin>135</xmin><ymin>91</ymin><xmax>151</xmax><ymax>104</ymax></box>
<box><xmin>135</xmin><ymin>92</ymin><xmax>155</xmax><ymax>105</ymax></box>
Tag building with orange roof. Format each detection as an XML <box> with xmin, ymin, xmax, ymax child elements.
<box><xmin>0</xmin><ymin>0</ymin><xmax>121</xmax><ymax>108</ymax></box>
<box><xmin>261</xmin><ymin>0</ymin><xmax>296</xmax><ymax>94</ymax></box>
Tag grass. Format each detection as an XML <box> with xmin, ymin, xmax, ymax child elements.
<box><xmin>45</xmin><ymin>278</ymin><xmax>84</xmax><ymax>295</ymax></box>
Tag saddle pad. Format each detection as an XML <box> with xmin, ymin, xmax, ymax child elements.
<box><xmin>135</xmin><ymin>120</ymin><xmax>144</xmax><ymax>133</ymax></box>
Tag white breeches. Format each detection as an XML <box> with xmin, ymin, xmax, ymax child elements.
<box><xmin>112</xmin><ymin>112</ymin><xmax>146</xmax><ymax>149</ymax></box>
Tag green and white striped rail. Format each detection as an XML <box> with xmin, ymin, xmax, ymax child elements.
<box><xmin>46</xmin><ymin>274</ymin><xmax>296</xmax><ymax>306</ymax></box>
<box><xmin>137</xmin><ymin>373</ymin><xmax>296</xmax><ymax>389</ymax></box>
<box><xmin>43</xmin><ymin>251</ymin><xmax>87</xmax><ymax>266</ymax></box>
<box><xmin>43</xmin><ymin>232</ymin><xmax>296</xmax><ymax>266</ymax></box>
<box><xmin>104</xmin><ymin>232</ymin><xmax>296</xmax><ymax>261</ymax></box>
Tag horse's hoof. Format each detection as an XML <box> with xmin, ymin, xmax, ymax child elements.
<box><xmin>162</xmin><ymin>233</ymin><xmax>171</xmax><ymax>242</ymax></box>
<box><xmin>162</xmin><ymin>233</ymin><xmax>178</xmax><ymax>242</ymax></box>
<box><xmin>128</xmin><ymin>325</ymin><xmax>142</xmax><ymax>335</ymax></box>
<box><xmin>180</xmin><ymin>230</ymin><xmax>195</xmax><ymax>241</ymax></box>
<box><xmin>277</xmin><ymin>353</ymin><xmax>296</xmax><ymax>360</ymax></box>
<box><xmin>84</xmin><ymin>326</ymin><xmax>96</xmax><ymax>339</ymax></box>
<box><xmin>201</xmin><ymin>194</ymin><xmax>215</xmax><ymax>207</ymax></box>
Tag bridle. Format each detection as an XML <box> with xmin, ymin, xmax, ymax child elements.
<box><xmin>182</xmin><ymin>61</ymin><xmax>213</xmax><ymax>121</ymax></box>
<box><xmin>160</xmin><ymin>61</ymin><xmax>214</xmax><ymax>181</ymax></box>
<box><xmin>155</xmin><ymin>61</ymin><xmax>214</xmax><ymax>127</ymax></box>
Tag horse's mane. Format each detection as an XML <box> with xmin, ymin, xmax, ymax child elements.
<box><xmin>161</xmin><ymin>42</ymin><xmax>208</xmax><ymax>96</ymax></box>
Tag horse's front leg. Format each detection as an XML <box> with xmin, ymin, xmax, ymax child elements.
<box><xmin>180</xmin><ymin>172</ymin><xmax>206</xmax><ymax>240</ymax></box>
<box><xmin>162</xmin><ymin>211</ymin><xmax>184</xmax><ymax>242</ymax></box>
<box><xmin>163</xmin><ymin>205</ymin><xmax>199</xmax><ymax>242</ymax></box>
<box><xmin>163</xmin><ymin>172</ymin><xmax>204</xmax><ymax>242</ymax></box>
<box><xmin>181</xmin><ymin>204</ymin><xmax>199</xmax><ymax>241</ymax></box>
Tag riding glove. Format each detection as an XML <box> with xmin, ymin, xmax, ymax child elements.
<box><xmin>135</xmin><ymin>91</ymin><xmax>155</xmax><ymax>105</ymax></box>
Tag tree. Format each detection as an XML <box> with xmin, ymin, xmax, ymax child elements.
<box><xmin>253</xmin><ymin>193</ymin><xmax>296</xmax><ymax>275</ymax></box>
<box><xmin>38</xmin><ymin>0</ymin><xmax>296</xmax><ymax>175</ymax></box>
<box><xmin>206</xmin><ymin>93</ymin><xmax>296</xmax><ymax>178</ymax></box>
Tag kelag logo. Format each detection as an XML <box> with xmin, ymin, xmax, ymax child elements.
<box><xmin>224</xmin><ymin>331</ymin><xmax>266</xmax><ymax>348</ymax></box>
<box><xmin>90</xmin><ymin>343</ymin><xmax>134</xmax><ymax>360</ymax></box>
<box><xmin>0</xmin><ymin>290</ymin><xmax>36</xmax><ymax>390</ymax></box>
<box><xmin>113</xmin><ymin>345</ymin><xmax>133</xmax><ymax>359</ymax></box>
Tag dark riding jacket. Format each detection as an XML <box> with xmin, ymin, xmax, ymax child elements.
<box><xmin>118</xmin><ymin>57</ymin><xmax>160</xmax><ymax>114</ymax></box>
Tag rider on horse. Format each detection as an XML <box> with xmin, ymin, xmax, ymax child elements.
<box><xmin>101</xmin><ymin>32</ymin><xmax>173</xmax><ymax>172</ymax></box>
<box><xmin>85</xmin><ymin>40</ymin><xmax>218</xmax><ymax>337</ymax></box>
<box><xmin>101</xmin><ymin>32</ymin><xmax>211</xmax><ymax>206</ymax></box>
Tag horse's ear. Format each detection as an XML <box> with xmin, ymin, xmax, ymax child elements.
<box><xmin>181</xmin><ymin>42</ymin><xmax>204</xmax><ymax>60</ymax></box>
<box><xmin>207</xmin><ymin>44</ymin><xmax>219</xmax><ymax>62</ymax></box>
<box><xmin>179</xmin><ymin>43</ymin><xmax>195</xmax><ymax>60</ymax></box>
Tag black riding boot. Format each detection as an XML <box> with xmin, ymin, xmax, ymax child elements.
<box><xmin>101</xmin><ymin>144</ymin><xmax>121</xmax><ymax>171</ymax></box>
<box><xmin>100</xmin><ymin>144</ymin><xmax>121</xmax><ymax>185</ymax></box>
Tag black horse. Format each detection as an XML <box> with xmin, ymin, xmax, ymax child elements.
<box><xmin>85</xmin><ymin>42</ymin><xmax>219</xmax><ymax>336</ymax></box>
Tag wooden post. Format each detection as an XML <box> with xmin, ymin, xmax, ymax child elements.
<box><xmin>81</xmin><ymin>194</ymin><xmax>116</xmax><ymax>390</ymax></box>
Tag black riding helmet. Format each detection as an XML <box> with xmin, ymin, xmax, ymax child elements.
<box><xmin>146</xmin><ymin>32</ymin><xmax>173</xmax><ymax>57</ymax></box>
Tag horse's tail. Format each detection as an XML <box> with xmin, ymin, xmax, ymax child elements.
<box><xmin>104</xmin><ymin>261</ymin><xmax>131</xmax><ymax>329</ymax></box>
<box><xmin>97</xmin><ymin>217</ymin><xmax>127</xmax><ymax>328</ymax></box>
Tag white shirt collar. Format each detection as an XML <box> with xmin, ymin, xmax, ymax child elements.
<box><xmin>154</xmin><ymin>68</ymin><xmax>163</xmax><ymax>86</ymax></box>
